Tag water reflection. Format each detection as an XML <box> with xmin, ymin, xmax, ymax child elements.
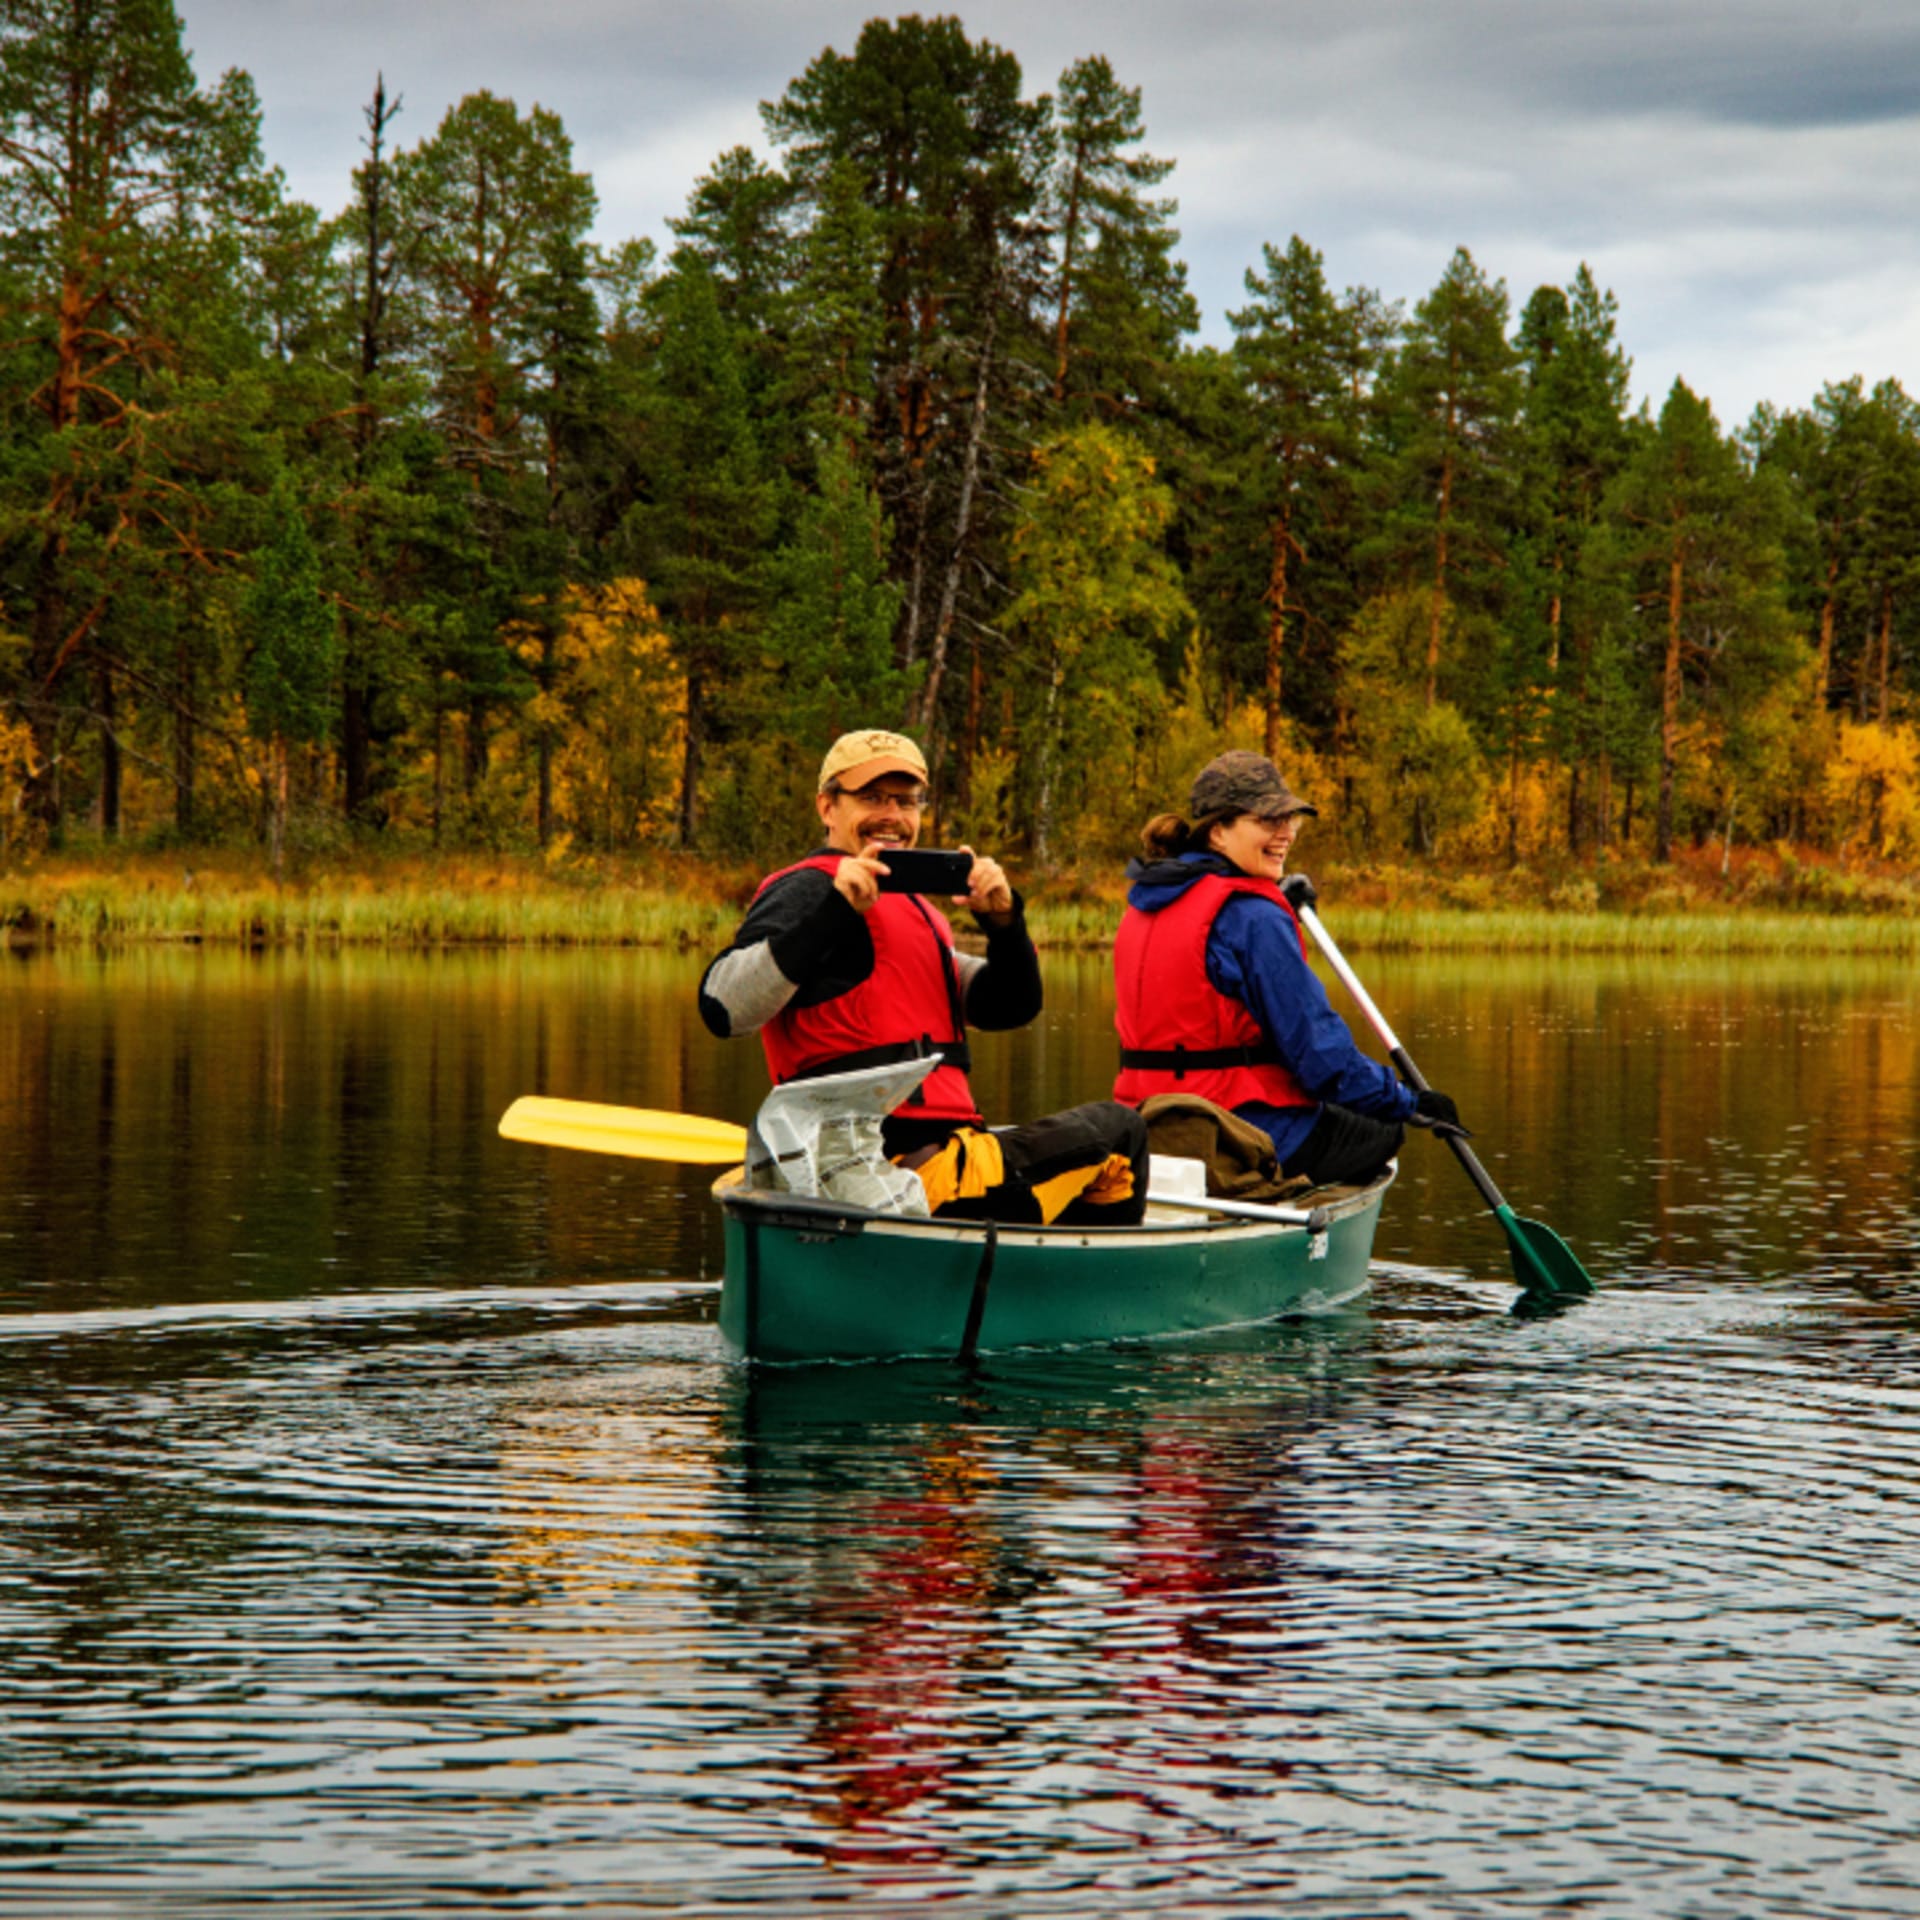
<box><xmin>0</xmin><ymin>948</ymin><xmax>1906</xmax><ymax>1325</ymax></box>
<box><xmin>1</xmin><ymin>947</ymin><xmax>765</xmax><ymax>1312</ymax></box>
<box><xmin>714</xmin><ymin>1333</ymin><xmax>1368</xmax><ymax>1861</ymax></box>
<box><xmin>3</xmin><ymin>1266</ymin><xmax>1920</xmax><ymax>1911</ymax></box>
<box><xmin>2</xmin><ymin>944</ymin><xmax>1919</xmax><ymax>1911</ymax></box>
<box><xmin>6</xmin><ymin>945</ymin><xmax>1917</xmax><ymax>1324</ymax></box>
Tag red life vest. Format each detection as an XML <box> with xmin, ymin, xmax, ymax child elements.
<box><xmin>1112</xmin><ymin>871</ymin><xmax>1313</xmax><ymax>1112</ymax></box>
<box><xmin>755</xmin><ymin>854</ymin><xmax>981</xmax><ymax>1124</ymax></box>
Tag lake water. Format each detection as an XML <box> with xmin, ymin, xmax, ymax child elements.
<box><xmin>2</xmin><ymin>944</ymin><xmax>1917</xmax><ymax>1916</ymax></box>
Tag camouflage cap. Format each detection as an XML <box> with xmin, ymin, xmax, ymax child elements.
<box><xmin>1189</xmin><ymin>750</ymin><xmax>1318</xmax><ymax>822</ymax></box>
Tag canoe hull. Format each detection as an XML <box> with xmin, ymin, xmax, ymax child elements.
<box><xmin>717</xmin><ymin>1168</ymin><xmax>1392</xmax><ymax>1364</ymax></box>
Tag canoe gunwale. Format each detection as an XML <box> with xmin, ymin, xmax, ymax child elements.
<box><xmin>713</xmin><ymin>1165</ymin><xmax>1394</xmax><ymax>1248</ymax></box>
<box><xmin>706</xmin><ymin>1175</ymin><xmax>1382</xmax><ymax>1251</ymax></box>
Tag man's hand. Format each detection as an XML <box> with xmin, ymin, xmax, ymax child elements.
<box><xmin>957</xmin><ymin>845</ymin><xmax>1014</xmax><ymax>926</ymax></box>
<box><xmin>832</xmin><ymin>847</ymin><xmax>888</xmax><ymax>913</ymax></box>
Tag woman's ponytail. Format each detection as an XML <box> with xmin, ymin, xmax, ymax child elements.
<box><xmin>1140</xmin><ymin>811</ymin><xmax>1198</xmax><ymax>859</ymax></box>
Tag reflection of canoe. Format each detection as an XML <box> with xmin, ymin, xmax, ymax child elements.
<box><xmin>714</xmin><ymin>1165</ymin><xmax>1394</xmax><ymax>1365</ymax></box>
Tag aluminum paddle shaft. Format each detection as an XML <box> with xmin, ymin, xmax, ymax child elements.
<box><xmin>1284</xmin><ymin>882</ymin><xmax>1597</xmax><ymax>1314</ymax></box>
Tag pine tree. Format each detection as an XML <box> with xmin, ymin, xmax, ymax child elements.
<box><xmin>518</xmin><ymin>228</ymin><xmax>619</xmax><ymax>844</ymax></box>
<box><xmin>0</xmin><ymin>0</ymin><xmax>274</xmax><ymax>839</ymax></box>
<box><xmin>669</xmin><ymin>145</ymin><xmax>796</xmax><ymax>420</ymax></box>
<box><xmin>1150</xmin><ymin>344</ymin><xmax>1272</xmax><ymax>724</ymax></box>
<box><xmin>1598</xmin><ymin>380</ymin><xmax>1802</xmax><ymax>859</ymax></box>
<box><xmin>1230</xmin><ymin>236</ymin><xmax>1379</xmax><ymax>756</ymax></box>
<box><xmin>1512</xmin><ymin>264</ymin><xmax>1631</xmax><ymax>852</ymax></box>
<box><xmin>1370</xmin><ymin>248</ymin><xmax>1522</xmax><ymax>710</ymax></box>
<box><xmin>620</xmin><ymin>260</ymin><xmax>777</xmax><ymax>846</ymax></box>
<box><xmin>750</xmin><ymin>155</ymin><xmax>907</xmax><ymax>743</ymax></box>
<box><xmin>1850</xmin><ymin>382</ymin><xmax>1920</xmax><ymax>727</ymax></box>
<box><xmin>389</xmin><ymin>90</ymin><xmax>597</xmax><ymax>820</ymax></box>
<box><xmin>245</xmin><ymin>473</ymin><xmax>338</xmax><ymax>877</ymax></box>
<box><xmin>765</xmin><ymin>16</ymin><xmax>1051</xmax><ymax>742</ymax></box>
<box><xmin>1046</xmin><ymin>55</ymin><xmax>1196</xmax><ymax>421</ymax></box>
<box><xmin>330</xmin><ymin>74</ymin><xmax>416</xmax><ymax>828</ymax></box>
<box><xmin>773</xmin><ymin>158</ymin><xmax>884</xmax><ymax>442</ymax></box>
<box><xmin>762</xmin><ymin>436</ymin><xmax>907</xmax><ymax>747</ymax></box>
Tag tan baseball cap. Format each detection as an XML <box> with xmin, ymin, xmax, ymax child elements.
<box><xmin>817</xmin><ymin>728</ymin><xmax>929</xmax><ymax>794</ymax></box>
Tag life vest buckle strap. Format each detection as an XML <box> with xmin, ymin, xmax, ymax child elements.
<box><xmin>1117</xmin><ymin>1043</ymin><xmax>1283</xmax><ymax>1077</ymax></box>
<box><xmin>784</xmin><ymin>1035</ymin><xmax>974</xmax><ymax>1089</ymax></box>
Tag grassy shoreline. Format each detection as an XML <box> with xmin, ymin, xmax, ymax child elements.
<box><xmin>6</xmin><ymin>850</ymin><xmax>1920</xmax><ymax>955</ymax></box>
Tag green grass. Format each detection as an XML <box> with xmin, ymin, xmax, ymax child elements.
<box><xmin>9</xmin><ymin>852</ymin><xmax>1920</xmax><ymax>955</ymax></box>
<box><xmin>1019</xmin><ymin>900</ymin><xmax>1920</xmax><ymax>954</ymax></box>
<box><xmin>1</xmin><ymin>862</ymin><xmax>740</xmax><ymax>950</ymax></box>
<box><xmin>1286</xmin><ymin>906</ymin><xmax>1920</xmax><ymax>955</ymax></box>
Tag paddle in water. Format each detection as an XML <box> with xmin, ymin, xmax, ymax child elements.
<box><xmin>1279</xmin><ymin>875</ymin><xmax>1597</xmax><ymax>1318</ymax></box>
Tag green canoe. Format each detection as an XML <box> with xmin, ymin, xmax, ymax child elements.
<box><xmin>715</xmin><ymin>1165</ymin><xmax>1395</xmax><ymax>1365</ymax></box>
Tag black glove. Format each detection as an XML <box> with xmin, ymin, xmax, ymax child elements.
<box><xmin>1279</xmin><ymin>872</ymin><xmax>1318</xmax><ymax>914</ymax></box>
<box><xmin>1410</xmin><ymin>1089</ymin><xmax>1470</xmax><ymax>1139</ymax></box>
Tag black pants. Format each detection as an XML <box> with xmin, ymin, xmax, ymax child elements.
<box><xmin>1281</xmin><ymin>1102</ymin><xmax>1404</xmax><ymax>1188</ymax></box>
<box><xmin>891</xmin><ymin>1100</ymin><xmax>1152</xmax><ymax>1227</ymax></box>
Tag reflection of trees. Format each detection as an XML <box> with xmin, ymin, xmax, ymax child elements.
<box><xmin>14</xmin><ymin>943</ymin><xmax>1915</xmax><ymax>1319</ymax></box>
<box><xmin>1316</xmin><ymin>954</ymin><xmax>1920</xmax><ymax>1290</ymax></box>
<box><xmin>0</xmin><ymin>949</ymin><xmax>765</xmax><ymax>1312</ymax></box>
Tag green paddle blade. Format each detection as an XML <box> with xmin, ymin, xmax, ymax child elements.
<box><xmin>1496</xmin><ymin>1203</ymin><xmax>1598</xmax><ymax>1317</ymax></box>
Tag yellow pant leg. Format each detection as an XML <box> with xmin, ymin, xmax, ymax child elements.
<box><xmin>1026</xmin><ymin>1151</ymin><xmax>1138</xmax><ymax>1226</ymax></box>
<box><xmin>903</xmin><ymin>1128</ymin><xmax>1006</xmax><ymax>1214</ymax></box>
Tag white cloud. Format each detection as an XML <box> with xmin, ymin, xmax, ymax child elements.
<box><xmin>172</xmin><ymin>0</ymin><xmax>1919</xmax><ymax>424</ymax></box>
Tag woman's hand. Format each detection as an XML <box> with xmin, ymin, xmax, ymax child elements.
<box><xmin>1410</xmin><ymin>1089</ymin><xmax>1470</xmax><ymax>1139</ymax></box>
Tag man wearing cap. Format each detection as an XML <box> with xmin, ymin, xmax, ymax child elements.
<box><xmin>700</xmin><ymin>728</ymin><xmax>1148</xmax><ymax>1224</ymax></box>
<box><xmin>1113</xmin><ymin>749</ymin><xmax>1465</xmax><ymax>1188</ymax></box>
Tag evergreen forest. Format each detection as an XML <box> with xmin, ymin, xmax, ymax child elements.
<box><xmin>5</xmin><ymin>2</ymin><xmax>1919</xmax><ymax>881</ymax></box>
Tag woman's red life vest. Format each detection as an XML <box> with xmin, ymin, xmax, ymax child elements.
<box><xmin>1112</xmin><ymin>872</ymin><xmax>1314</xmax><ymax>1112</ymax></box>
<box><xmin>755</xmin><ymin>854</ymin><xmax>981</xmax><ymax>1123</ymax></box>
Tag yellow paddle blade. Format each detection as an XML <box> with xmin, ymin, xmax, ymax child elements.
<box><xmin>499</xmin><ymin>1095</ymin><xmax>748</xmax><ymax>1164</ymax></box>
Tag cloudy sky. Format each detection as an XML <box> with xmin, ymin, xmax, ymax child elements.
<box><xmin>174</xmin><ymin>0</ymin><xmax>1919</xmax><ymax>428</ymax></box>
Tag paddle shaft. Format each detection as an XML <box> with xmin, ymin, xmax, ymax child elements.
<box><xmin>1148</xmin><ymin>1192</ymin><xmax>1330</xmax><ymax>1231</ymax></box>
<box><xmin>1292</xmin><ymin>900</ymin><xmax>1510</xmax><ymax>1215</ymax></box>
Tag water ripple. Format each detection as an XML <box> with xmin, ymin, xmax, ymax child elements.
<box><xmin>4</xmin><ymin>1280</ymin><xmax>1917</xmax><ymax>1914</ymax></box>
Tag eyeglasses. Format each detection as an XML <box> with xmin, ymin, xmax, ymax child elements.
<box><xmin>834</xmin><ymin>782</ymin><xmax>927</xmax><ymax>810</ymax></box>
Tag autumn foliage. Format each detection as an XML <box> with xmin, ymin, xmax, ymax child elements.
<box><xmin>3</xmin><ymin>6</ymin><xmax>1916</xmax><ymax>886</ymax></box>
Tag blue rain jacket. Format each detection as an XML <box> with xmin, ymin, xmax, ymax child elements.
<box><xmin>1123</xmin><ymin>852</ymin><xmax>1416</xmax><ymax>1163</ymax></box>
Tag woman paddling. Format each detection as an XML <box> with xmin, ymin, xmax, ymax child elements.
<box><xmin>1112</xmin><ymin>750</ymin><xmax>1465</xmax><ymax>1188</ymax></box>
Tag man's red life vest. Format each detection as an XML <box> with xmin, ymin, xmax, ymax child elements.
<box><xmin>1112</xmin><ymin>872</ymin><xmax>1314</xmax><ymax>1112</ymax></box>
<box><xmin>755</xmin><ymin>854</ymin><xmax>981</xmax><ymax>1123</ymax></box>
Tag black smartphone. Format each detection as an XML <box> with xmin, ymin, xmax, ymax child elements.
<box><xmin>875</xmin><ymin>848</ymin><xmax>974</xmax><ymax>895</ymax></box>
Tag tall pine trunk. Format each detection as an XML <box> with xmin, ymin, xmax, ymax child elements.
<box><xmin>342</xmin><ymin>679</ymin><xmax>373</xmax><ymax>822</ymax></box>
<box><xmin>173</xmin><ymin>641</ymin><xmax>197</xmax><ymax>838</ymax></box>
<box><xmin>1263</xmin><ymin>505</ymin><xmax>1294</xmax><ymax>758</ymax></box>
<box><xmin>1656</xmin><ymin>537</ymin><xmax>1684</xmax><ymax>863</ymax></box>
<box><xmin>1425</xmin><ymin>425</ymin><xmax>1456</xmax><ymax>710</ymax></box>
<box><xmin>1875</xmin><ymin>583</ymin><xmax>1894</xmax><ymax>723</ymax></box>
<box><xmin>913</xmin><ymin>296</ymin><xmax>998</xmax><ymax>739</ymax></box>
<box><xmin>268</xmin><ymin>735</ymin><xmax>289</xmax><ymax>882</ymax></box>
<box><xmin>96</xmin><ymin>656</ymin><xmax>120</xmax><ymax>838</ymax></box>
<box><xmin>678</xmin><ymin>663</ymin><xmax>706</xmax><ymax>847</ymax></box>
